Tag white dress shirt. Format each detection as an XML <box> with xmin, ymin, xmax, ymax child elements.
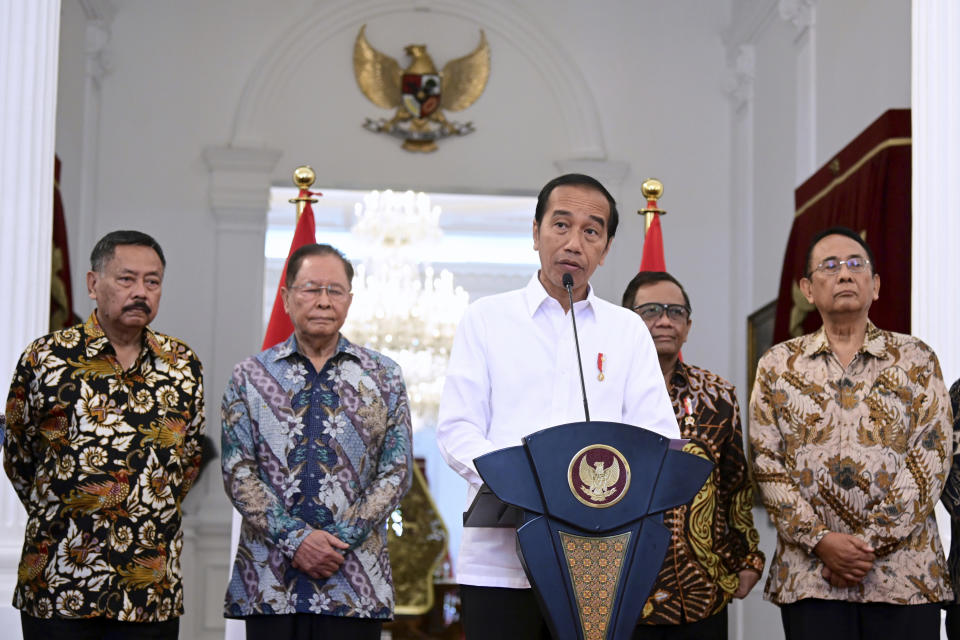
<box><xmin>436</xmin><ymin>274</ymin><xmax>680</xmax><ymax>588</ymax></box>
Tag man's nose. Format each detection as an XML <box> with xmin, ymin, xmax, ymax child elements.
<box><xmin>836</xmin><ymin>263</ymin><xmax>855</xmax><ymax>280</ymax></box>
<box><xmin>563</xmin><ymin>232</ymin><xmax>584</xmax><ymax>253</ymax></box>
<box><xmin>653</xmin><ymin>311</ymin><xmax>673</xmax><ymax>327</ymax></box>
<box><xmin>130</xmin><ymin>278</ymin><xmax>148</xmax><ymax>297</ymax></box>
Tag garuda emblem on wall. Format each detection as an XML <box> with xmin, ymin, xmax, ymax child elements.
<box><xmin>353</xmin><ymin>25</ymin><xmax>490</xmax><ymax>152</ymax></box>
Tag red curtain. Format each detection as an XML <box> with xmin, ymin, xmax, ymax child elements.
<box><xmin>772</xmin><ymin>109</ymin><xmax>911</xmax><ymax>344</ymax></box>
<box><xmin>50</xmin><ymin>155</ymin><xmax>80</xmax><ymax>330</ymax></box>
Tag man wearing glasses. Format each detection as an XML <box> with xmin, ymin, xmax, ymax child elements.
<box><xmin>750</xmin><ymin>226</ymin><xmax>953</xmax><ymax>639</ymax></box>
<box><xmin>621</xmin><ymin>271</ymin><xmax>765</xmax><ymax>640</ymax></box>
<box><xmin>221</xmin><ymin>243</ymin><xmax>413</xmax><ymax>640</ymax></box>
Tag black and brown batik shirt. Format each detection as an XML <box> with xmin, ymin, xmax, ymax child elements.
<box><xmin>640</xmin><ymin>361</ymin><xmax>765</xmax><ymax>625</ymax></box>
<box><xmin>3</xmin><ymin>312</ymin><xmax>204</xmax><ymax>621</ymax></box>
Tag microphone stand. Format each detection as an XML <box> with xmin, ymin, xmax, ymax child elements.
<box><xmin>562</xmin><ymin>273</ymin><xmax>590</xmax><ymax>422</ymax></box>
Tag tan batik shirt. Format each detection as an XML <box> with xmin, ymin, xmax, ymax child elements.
<box><xmin>750</xmin><ymin>322</ymin><xmax>953</xmax><ymax>605</ymax></box>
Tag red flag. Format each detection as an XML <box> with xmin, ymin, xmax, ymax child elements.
<box><xmin>639</xmin><ymin>206</ymin><xmax>666</xmax><ymax>272</ymax></box>
<box><xmin>262</xmin><ymin>191</ymin><xmax>317</xmax><ymax>349</ymax></box>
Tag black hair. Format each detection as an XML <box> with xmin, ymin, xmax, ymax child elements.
<box><xmin>803</xmin><ymin>226</ymin><xmax>876</xmax><ymax>277</ymax></box>
<box><xmin>534</xmin><ymin>173</ymin><xmax>619</xmax><ymax>239</ymax></box>
<box><xmin>90</xmin><ymin>230</ymin><xmax>165</xmax><ymax>272</ymax></box>
<box><xmin>620</xmin><ymin>271</ymin><xmax>691</xmax><ymax>314</ymax></box>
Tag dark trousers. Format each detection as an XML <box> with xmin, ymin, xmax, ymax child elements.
<box><xmin>946</xmin><ymin>604</ymin><xmax>960</xmax><ymax>640</ymax></box>
<box><xmin>20</xmin><ymin>613</ymin><xmax>179</xmax><ymax>640</ymax></box>
<box><xmin>460</xmin><ymin>584</ymin><xmax>552</xmax><ymax>639</ymax></box>
<box><xmin>632</xmin><ymin>607</ymin><xmax>728</xmax><ymax>640</ymax></box>
<box><xmin>244</xmin><ymin>613</ymin><xmax>382</xmax><ymax>640</ymax></box>
<box><xmin>780</xmin><ymin>598</ymin><xmax>941</xmax><ymax>640</ymax></box>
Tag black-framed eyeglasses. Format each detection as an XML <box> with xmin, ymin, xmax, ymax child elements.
<box><xmin>811</xmin><ymin>256</ymin><xmax>871</xmax><ymax>276</ymax></box>
<box><xmin>288</xmin><ymin>284</ymin><xmax>350</xmax><ymax>302</ymax></box>
<box><xmin>632</xmin><ymin>302</ymin><xmax>690</xmax><ymax>323</ymax></box>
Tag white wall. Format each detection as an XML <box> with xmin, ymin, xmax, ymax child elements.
<box><xmin>30</xmin><ymin>0</ymin><xmax>915</xmax><ymax>638</ymax></box>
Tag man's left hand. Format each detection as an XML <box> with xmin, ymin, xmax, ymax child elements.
<box><xmin>733</xmin><ymin>569</ymin><xmax>761</xmax><ymax>599</ymax></box>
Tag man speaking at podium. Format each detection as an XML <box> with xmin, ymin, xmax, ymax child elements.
<box><xmin>437</xmin><ymin>174</ymin><xmax>680</xmax><ymax>639</ymax></box>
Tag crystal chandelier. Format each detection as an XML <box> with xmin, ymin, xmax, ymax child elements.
<box><xmin>343</xmin><ymin>190</ymin><xmax>469</xmax><ymax>431</ymax></box>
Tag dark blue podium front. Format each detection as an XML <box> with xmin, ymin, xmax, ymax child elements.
<box><xmin>467</xmin><ymin>421</ymin><xmax>713</xmax><ymax>640</ymax></box>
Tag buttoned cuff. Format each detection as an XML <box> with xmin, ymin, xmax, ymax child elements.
<box><xmin>741</xmin><ymin>552</ymin><xmax>766</xmax><ymax>574</ymax></box>
<box><xmin>798</xmin><ymin>525</ymin><xmax>830</xmax><ymax>555</ymax></box>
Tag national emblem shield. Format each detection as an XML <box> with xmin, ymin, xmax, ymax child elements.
<box><xmin>568</xmin><ymin>444</ymin><xmax>631</xmax><ymax>508</ymax></box>
<box><xmin>401</xmin><ymin>73</ymin><xmax>441</xmax><ymax>118</ymax></box>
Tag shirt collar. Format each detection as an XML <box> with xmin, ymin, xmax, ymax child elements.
<box><xmin>668</xmin><ymin>359</ymin><xmax>689</xmax><ymax>392</ymax></box>
<box><xmin>83</xmin><ymin>311</ymin><xmax>166</xmax><ymax>360</ymax></box>
<box><xmin>268</xmin><ymin>332</ymin><xmax>361</xmax><ymax>364</ymax></box>
<box><xmin>802</xmin><ymin>320</ymin><xmax>888</xmax><ymax>360</ymax></box>
<box><xmin>522</xmin><ymin>272</ymin><xmax>597</xmax><ymax>317</ymax></box>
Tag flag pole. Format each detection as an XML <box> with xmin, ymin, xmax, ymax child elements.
<box><xmin>289</xmin><ymin>165</ymin><xmax>319</xmax><ymax>221</ymax></box>
<box><xmin>638</xmin><ymin>178</ymin><xmax>666</xmax><ymax>233</ymax></box>
<box><xmin>261</xmin><ymin>166</ymin><xmax>321</xmax><ymax>350</ymax></box>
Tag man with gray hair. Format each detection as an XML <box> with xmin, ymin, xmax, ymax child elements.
<box><xmin>5</xmin><ymin>230</ymin><xmax>205</xmax><ymax>639</ymax></box>
<box><xmin>221</xmin><ymin>243</ymin><xmax>413</xmax><ymax>640</ymax></box>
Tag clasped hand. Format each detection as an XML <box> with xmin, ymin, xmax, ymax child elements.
<box><xmin>292</xmin><ymin>530</ymin><xmax>350</xmax><ymax>579</ymax></box>
<box><xmin>814</xmin><ymin>532</ymin><xmax>875</xmax><ymax>589</ymax></box>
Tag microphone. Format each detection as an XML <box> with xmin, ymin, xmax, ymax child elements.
<box><xmin>562</xmin><ymin>273</ymin><xmax>590</xmax><ymax>422</ymax></box>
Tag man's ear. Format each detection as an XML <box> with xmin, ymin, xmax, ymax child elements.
<box><xmin>86</xmin><ymin>271</ymin><xmax>98</xmax><ymax>300</ymax></box>
<box><xmin>798</xmin><ymin>276</ymin><xmax>814</xmax><ymax>304</ymax></box>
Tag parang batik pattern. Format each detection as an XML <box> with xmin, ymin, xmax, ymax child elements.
<box><xmin>3</xmin><ymin>312</ymin><xmax>204</xmax><ymax>621</ymax></box>
<box><xmin>940</xmin><ymin>378</ymin><xmax>960</xmax><ymax>603</ymax></box>
<box><xmin>640</xmin><ymin>362</ymin><xmax>764</xmax><ymax>625</ymax></box>
<box><xmin>221</xmin><ymin>334</ymin><xmax>412</xmax><ymax>619</ymax></box>
<box><xmin>750</xmin><ymin>323</ymin><xmax>953</xmax><ymax>604</ymax></box>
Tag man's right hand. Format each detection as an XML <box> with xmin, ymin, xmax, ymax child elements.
<box><xmin>292</xmin><ymin>530</ymin><xmax>350</xmax><ymax>579</ymax></box>
<box><xmin>814</xmin><ymin>532</ymin><xmax>875</xmax><ymax>583</ymax></box>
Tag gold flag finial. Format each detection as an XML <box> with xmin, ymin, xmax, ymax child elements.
<box><xmin>638</xmin><ymin>178</ymin><xmax>666</xmax><ymax>233</ymax></box>
<box><xmin>289</xmin><ymin>165</ymin><xmax>319</xmax><ymax>220</ymax></box>
<box><xmin>641</xmin><ymin>178</ymin><xmax>664</xmax><ymax>202</ymax></box>
<box><xmin>292</xmin><ymin>165</ymin><xmax>316</xmax><ymax>190</ymax></box>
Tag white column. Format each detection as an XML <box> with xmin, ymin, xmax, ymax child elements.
<box><xmin>726</xmin><ymin>44</ymin><xmax>756</xmax><ymax>402</ymax></box>
<box><xmin>0</xmin><ymin>1</ymin><xmax>61</xmax><ymax>636</ymax></box>
<box><xmin>780</xmin><ymin>0</ymin><xmax>817</xmax><ymax>183</ymax></box>
<box><xmin>912</xmin><ymin>1</ymin><xmax>960</xmax><ymax>387</ymax></box>
<box><xmin>200</xmin><ymin>145</ymin><xmax>282</xmax><ymax>640</ymax></box>
<box><xmin>71</xmin><ymin>0</ymin><xmax>117</xmax><ymax>310</ymax></box>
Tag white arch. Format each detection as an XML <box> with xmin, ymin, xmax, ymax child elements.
<box><xmin>229</xmin><ymin>0</ymin><xmax>607</xmax><ymax>159</ymax></box>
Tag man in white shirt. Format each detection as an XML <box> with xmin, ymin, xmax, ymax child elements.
<box><xmin>436</xmin><ymin>173</ymin><xmax>680</xmax><ymax>638</ymax></box>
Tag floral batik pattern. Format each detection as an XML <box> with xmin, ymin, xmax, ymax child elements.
<box><xmin>750</xmin><ymin>322</ymin><xmax>953</xmax><ymax>605</ymax></box>
<box><xmin>640</xmin><ymin>362</ymin><xmax>764</xmax><ymax>625</ymax></box>
<box><xmin>3</xmin><ymin>312</ymin><xmax>205</xmax><ymax>621</ymax></box>
<box><xmin>221</xmin><ymin>334</ymin><xmax>412</xmax><ymax>620</ymax></box>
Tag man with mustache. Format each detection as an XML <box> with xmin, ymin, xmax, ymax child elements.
<box><xmin>750</xmin><ymin>226</ymin><xmax>953</xmax><ymax>639</ymax></box>
<box><xmin>4</xmin><ymin>230</ymin><xmax>205</xmax><ymax>640</ymax></box>
<box><xmin>622</xmin><ymin>271</ymin><xmax>764</xmax><ymax>639</ymax></box>
<box><xmin>437</xmin><ymin>174</ymin><xmax>679</xmax><ymax>639</ymax></box>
